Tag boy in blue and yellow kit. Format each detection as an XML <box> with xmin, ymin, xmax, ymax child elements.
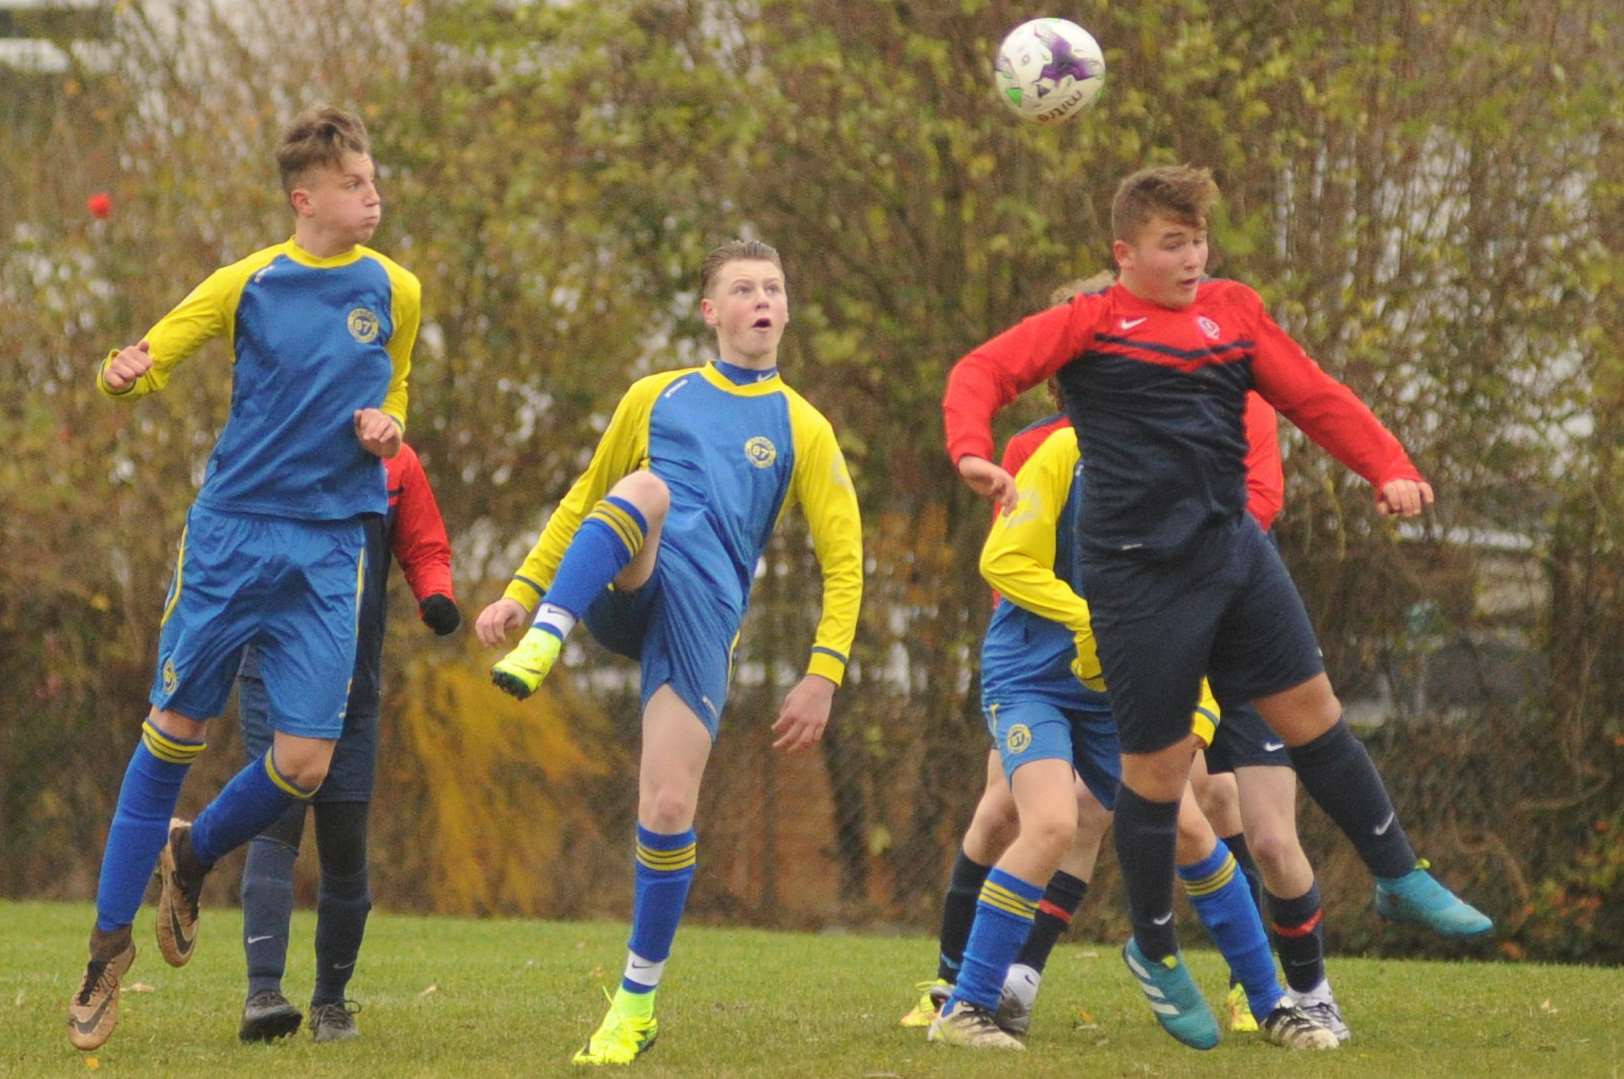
<box><xmin>68</xmin><ymin>106</ymin><xmax>419</xmax><ymax>1052</ymax></box>
<box><xmin>476</xmin><ymin>239</ymin><xmax>862</xmax><ymax>1066</ymax></box>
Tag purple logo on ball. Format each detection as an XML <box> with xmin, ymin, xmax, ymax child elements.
<box><xmin>1035</xmin><ymin>25</ymin><xmax>1098</xmax><ymax>96</ymax></box>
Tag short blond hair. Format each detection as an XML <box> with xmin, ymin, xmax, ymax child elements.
<box><xmin>699</xmin><ymin>239</ymin><xmax>782</xmax><ymax>297</ymax></box>
<box><xmin>1111</xmin><ymin>165</ymin><xmax>1218</xmax><ymax>243</ymax></box>
<box><xmin>277</xmin><ymin>106</ymin><xmax>370</xmax><ymax>195</ymax></box>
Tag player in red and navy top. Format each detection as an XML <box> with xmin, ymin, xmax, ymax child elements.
<box><xmin>235</xmin><ymin>442</ymin><xmax>457</xmax><ymax>1043</ymax></box>
<box><xmin>943</xmin><ymin>165</ymin><xmax>1490</xmax><ymax>1049</ymax></box>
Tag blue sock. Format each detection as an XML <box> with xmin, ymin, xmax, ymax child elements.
<box><xmin>242</xmin><ymin>834</ymin><xmax>300</xmax><ymax>995</ymax></box>
<box><xmin>542</xmin><ymin>497</ymin><xmax>649</xmax><ymax>625</ymax></box>
<box><xmin>192</xmin><ymin>751</ymin><xmax>315</xmax><ymax>867</ymax></box>
<box><xmin>623</xmin><ymin>825</ymin><xmax>696</xmax><ymax>994</ymax></box>
<box><xmin>95</xmin><ymin>721</ymin><xmax>206</xmax><ymax>932</ymax></box>
<box><xmin>1180</xmin><ymin>839</ymin><xmax>1285</xmax><ymax>1020</ymax></box>
<box><xmin>948</xmin><ymin>867</ymin><xmax>1043</xmax><ymax>1012</ymax></box>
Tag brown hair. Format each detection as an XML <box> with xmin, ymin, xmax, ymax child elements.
<box><xmin>1047</xmin><ymin>270</ymin><xmax>1115</xmax><ymax>306</ymax></box>
<box><xmin>699</xmin><ymin>239</ymin><xmax>783</xmax><ymax>298</ymax></box>
<box><xmin>1111</xmin><ymin>165</ymin><xmax>1218</xmax><ymax>243</ymax></box>
<box><xmin>277</xmin><ymin>106</ymin><xmax>371</xmax><ymax>195</ymax></box>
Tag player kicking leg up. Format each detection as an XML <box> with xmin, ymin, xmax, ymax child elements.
<box><xmin>478</xmin><ymin>240</ymin><xmax>864</xmax><ymax>1066</ymax></box>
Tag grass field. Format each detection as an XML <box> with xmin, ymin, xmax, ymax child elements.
<box><xmin>3</xmin><ymin>900</ymin><xmax>1619</xmax><ymax>1078</ymax></box>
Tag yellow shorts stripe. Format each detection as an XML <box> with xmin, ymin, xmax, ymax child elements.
<box><xmin>159</xmin><ymin>524</ymin><xmax>189</xmax><ymax>628</ymax></box>
<box><xmin>262</xmin><ymin>750</ymin><xmax>315</xmax><ymax>800</ymax></box>
<box><xmin>1183</xmin><ymin>854</ymin><xmax>1238</xmax><ymax>897</ymax></box>
<box><xmin>141</xmin><ymin>720</ymin><xmax>205</xmax><ymax>764</ymax></box>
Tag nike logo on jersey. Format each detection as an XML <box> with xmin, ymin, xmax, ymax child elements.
<box><xmin>1119</xmin><ymin>317</ymin><xmax>1147</xmax><ymax>330</ymax></box>
<box><xmin>246</xmin><ymin>934</ymin><xmax>276</xmax><ymax>945</ymax></box>
<box><xmin>1373</xmin><ymin>811</ymin><xmax>1396</xmax><ymax>836</ymax></box>
<box><xmin>1262</xmin><ymin>740</ymin><xmax>1285</xmax><ymax>752</ymax></box>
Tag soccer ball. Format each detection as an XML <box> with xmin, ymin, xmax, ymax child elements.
<box><xmin>994</xmin><ymin>18</ymin><xmax>1105</xmax><ymax>125</ymax></box>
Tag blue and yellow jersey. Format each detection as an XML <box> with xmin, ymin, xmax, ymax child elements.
<box><xmin>979</xmin><ymin>427</ymin><xmax>1219</xmax><ymax>741</ymax></box>
<box><xmin>98</xmin><ymin>239</ymin><xmax>419</xmax><ymax>521</ymax></box>
<box><xmin>504</xmin><ymin>363</ymin><xmax>863</xmax><ymax>685</ymax></box>
<box><xmin>979</xmin><ymin>426</ymin><xmax>1106</xmax><ymax>711</ymax></box>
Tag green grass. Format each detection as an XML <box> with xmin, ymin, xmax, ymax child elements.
<box><xmin>3</xmin><ymin>900</ymin><xmax>1620</xmax><ymax>1077</ymax></box>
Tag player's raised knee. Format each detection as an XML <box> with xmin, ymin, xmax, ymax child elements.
<box><xmin>613</xmin><ymin>470</ymin><xmax>670</xmax><ymax>523</ymax></box>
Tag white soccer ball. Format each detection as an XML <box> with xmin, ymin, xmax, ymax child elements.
<box><xmin>994</xmin><ymin>18</ymin><xmax>1106</xmax><ymax>125</ymax></box>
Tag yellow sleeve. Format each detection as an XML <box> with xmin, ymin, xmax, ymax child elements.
<box><xmin>378</xmin><ymin>255</ymin><xmax>419</xmax><ymax>430</ymax></box>
<box><xmin>501</xmin><ymin>374</ymin><xmax>666</xmax><ymax>611</ymax></box>
<box><xmin>784</xmin><ymin>396</ymin><xmax>864</xmax><ymax>686</ymax></box>
<box><xmin>1190</xmin><ymin>679</ymin><xmax>1220</xmax><ymax>747</ymax></box>
<box><xmin>978</xmin><ymin>427</ymin><xmax>1092</xmax><ymax>633</ymax></box>
<box><xmin>96</xmin><ymin>248</ymin><xmax>277</xmax><ymax>400</ymax></box>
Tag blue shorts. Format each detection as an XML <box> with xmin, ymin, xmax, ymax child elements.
<box><xmin>584</xmin><ymin>552</ymin><xmax>738</xmax><ymax>738</ymax></box>
<box><xmin>1080</xmin><ymin>515</ymin><xmax>1324</xmax><ymax>755</ymax></box>
<box><xmin>239</xmin><ymin>672</ymin><xmax>377</xmax><ymax>801</ymax></box>
<box><xmin>151</xmin><ymin>504</ymin><xmax>365</xmax><ymax>738</ymax></box>
<box><xmin>1204</xmin><ymin>700</ymin><xmax>1291</xmax><ymax>773</ymax></box>
<box><xmin>984</xmin><ymin>698</ymin><xmax>1122</xmax><ymax>811</ymax></box>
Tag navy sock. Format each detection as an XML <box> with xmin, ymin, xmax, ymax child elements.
<box><xmin>624</xmin><ymin>825</ymin><xmax>696</xmax><ymax>994</ymax></box>
<box><xmin>192</xmin><ymin>750</ymin><xmax>314</xmax><ymax>867</ymax></box>
<box><xmin>1221</xmin><ymin>832</ymin><xmax>1265</xmax><ymax>918</ymax></box>
<box><xmin>1181</xmin><ymin>839</ymin><xmax>1285</xmax><ymax>1020</ymax></box>
<box><xmin>241</xmin><ymin>799</ymin><xmax>305</xmax><ymax>996</ymax></box>
<box><xmin>312</xmin><ymin>802</ymin><xmax>371</xmax><ymax>1006</ymax></box>
<box><xmin>1113</xmin><ymin>786</ymin><xmax>1181</xmax><ymax>961</ymax></box>
<box><xmin>95</xmin><ymin>721</ymin><xmax>205</xmax><ymax>932</ymax></box>
<box><xmin>1288</xmin><ymin>719</ymin><xmax>1415</xmax><ymax>879</ymax></box>
<box><xmin>937</xmin><ymin>850</ymin><xmax>992</xmax><ymax>983</ymax></box>
<box><xmin>948</xmin><ymin>868</ymin><xmax>1042</xmax><ymax>1012</ymax></box>
<box><xmin>1015</xmin><ymin>869</ymin><xmax>1087</xmax><ymax>973</ymax></box>
<box><xmin>542</xmin><ymin>497</ymin><xmax>649</xmax><ymax>623</ymax></box>
<box><xmin>1267</xmin><ymin>882</ymin><xmax>1327</xmax><ymax>993</ymax></box>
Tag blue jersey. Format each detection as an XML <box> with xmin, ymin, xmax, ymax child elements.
<box><xmin>97</xmin><ymin>239</ymin><xmax>419</xmax><ymax>521</ymax></box>
<box><xmin>506</xmin><ymin>362</ymin><xmax>863</xmax><ymax>686</ymax></box>
<box><xmin>979</xmin><ymin>427</ymin><xmax>1111</xmax><ymax>712</ymax></box>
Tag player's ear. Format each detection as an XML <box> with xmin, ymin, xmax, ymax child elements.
<box><xmin>699</xmin><ymin>296</ymin><xmax>718</xmax><ymax>327</ymax></box>
<box><xmin>289</xmin><ymin>186</ymin><xmax>312</xmax><ymax>217</ymax></box>
<box><xmin>1111</xmin><ymin>237</ymin><xmax>1132</xmax><ymax>271</ymax></box>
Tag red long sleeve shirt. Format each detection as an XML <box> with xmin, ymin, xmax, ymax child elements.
<box><xmin>946</xmin><ymin>279</ymin><xmax>1418</xmax><ymax>559</ymax></box>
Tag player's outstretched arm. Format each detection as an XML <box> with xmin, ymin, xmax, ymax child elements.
<box><xmin>771</xmin><ymin>674</ymin><xmax>836</xmax><ymax>752</ymax></box>
<box><xmin>957</xmin><ymin>455</ymin><xmax>1018</xmax><ymax>514</ymax></box>
<box><xmin>354</xmin><ymin>408</ymin><xmax>402</xmax><ymax>459</ymax></box>
<box><xmin>1376</xmin><ymin>478</ymin><xmax>1435</xmax><ymax>518</ymax></box>
<box><xmin>100</xmin><ymin>340</ymin><xmax>154</xmax><ymax>394</ymax></box>
<box><xmin>474</xmin><ymin>598</ymin><xmax>528</xmax><ymax>647</ymax></box>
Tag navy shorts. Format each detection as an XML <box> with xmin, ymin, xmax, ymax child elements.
<box><xmin>151</xmin><ymin>505</ymin><xmax>364</xmax><ymax>736</ymax></box>
<box><xmin>984</xmin><ymin>698</ymin><xmax>1122</xmax><ymax>811</ymax></box>
<box><xmin>239</xmin><ymin>671</ymin><xmax>378</xmax><ymax>802</ymax></box>
<box><xmin>1203</xmin><ymin>701</ymin><xmax>1292</xmax><ymax>773</ymax></box>
<box><xmin>585</xmin><ymin>552</ymin><xmax>738</xmax><ymax>738</ymax></box>
<box><xmin>1080</xmin><ymin>516</ymin><xmax>1324</xmax><ymax>755</ymax></box>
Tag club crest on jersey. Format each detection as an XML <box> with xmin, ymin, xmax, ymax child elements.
<box><xmin>744</xmin><ymin>436</ymin><xmax>777</xmax><ymax>469</ymax></box>
<box><xmin>1197</xmin><ymin>316</ymin><xmax>1221</xmax><ymax>340</ymax></box>
<box><xmin>347</xmin><ymin>307</ymin><xmax>381</xmax><ymax>344</ymax></box>
<box><xmin>1006</xmin><ymin>723</ymin><xmax>1032</xmax><ymax>754</ymax></box>
<box><xmin>162</xmin><ymin>657</ymin><xmax>177</xmax><ymax>695</ymax></box>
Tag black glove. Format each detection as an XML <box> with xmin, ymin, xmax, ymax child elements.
<box><xmin>419</xmin><ymin>594</ymin><xmax>462</xmax><ymax>636</ymax></box>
